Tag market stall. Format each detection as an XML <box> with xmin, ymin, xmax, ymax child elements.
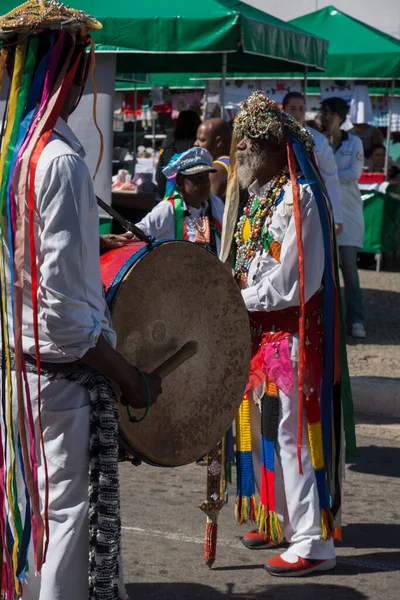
<box><xmin>112</xmin><ymin>74</ymin><xmax>207</xmax><ymax>226</ymax></box>
<box><xmin>70</xmin><ymin>0</ymin><xmax>328</xmax><ymax>232</ymax></box>
<box><xmin>193</xmin><ymin>5</ymin><xmax>400</xmax><ymax>268</ymax></box>
<box><xmin>0</xmin><ymin>0</ymin><xmax>327</xmax><ymax>233</ymax></box>
<box><xmin>358</xmin><ymin>174</ymin><xmax>400</xmax><ymax>271</ymax></box>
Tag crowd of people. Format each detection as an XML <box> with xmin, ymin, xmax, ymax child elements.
<box><xmin>144</xmin><ymin>87</ymin><xmax>400</xmax><ymax>343</ymax></box>
<box><xmin>149</xmin><ymin>90</ymin><xmax>371</xmax><ymax>339</ymax></box>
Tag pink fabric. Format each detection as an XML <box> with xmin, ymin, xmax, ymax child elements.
<box><xmin>246</xmin><ymin>336</ymin><xmax>294</xmax><ymax>397</ymax></box>
<box><xmin>261</xmin><ymin>337</ymin><xmax>293</xmax><ymax>397</ymax></box>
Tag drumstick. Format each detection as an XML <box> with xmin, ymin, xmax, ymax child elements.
<box><xmin>151</xmin><ymin>341</ymin><xmax>199</xmax><ymax>379</ymax></box>
<box><xmin>96</xmin><ymin>195</ymin><xmax>155</xmax><ymax>245</ymax></box>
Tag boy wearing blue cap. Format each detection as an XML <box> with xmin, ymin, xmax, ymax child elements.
<box><xmin>136</xmin><ymin>148</ymin><xmax>224</xmax><ymax>255</ymax></box>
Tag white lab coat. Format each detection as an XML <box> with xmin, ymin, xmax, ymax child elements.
<box><xmin>333</xmin><ymin>132</ymin><xmax>365</xmax><ymax>248</ymax></box>
<box><xmin>306</xmin><ymin>126</ymin><xmax>343</xmax><ymax>225</ymax></box>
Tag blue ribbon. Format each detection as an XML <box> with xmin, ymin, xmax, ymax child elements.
<box><xmin>5</xmin><ymin>32</ymin><xmax>54</xmax><ymax>579</ymax></box>
<box><xmin>288</xmin><ymin>134</ymin><xmax>336</xmax><ymax>500</ymax></box>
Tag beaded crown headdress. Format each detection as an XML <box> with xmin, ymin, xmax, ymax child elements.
<box><xmin>234</xmin><ymin>90</ymin><xmax>314</xmax><ymax>152</ymax></box>
<box><xmin>0</xmin><ymin>0</ymin><xmax>102</xmax><ymax>37</ymax></box>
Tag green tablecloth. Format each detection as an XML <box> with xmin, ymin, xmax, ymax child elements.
<box><xmin>99</xmin><ymin>217</ymin><xmax>112</xmax><ymax>235</ymax></box>
<box><xmin>360</xmin><ymin>185</ymin><xmax>400</xmax><ymax>254</ymax></box>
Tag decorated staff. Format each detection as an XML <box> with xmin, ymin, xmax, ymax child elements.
<box><xmin>221</xmin><ymin>92</ymin><xmax>356</xmax><ymax>577</ymax></box>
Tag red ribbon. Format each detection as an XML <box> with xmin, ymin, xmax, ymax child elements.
<box><xmin>286</xmin><ymin>140</ymin><xmax>305</xmax><ymax>476</ymax></box>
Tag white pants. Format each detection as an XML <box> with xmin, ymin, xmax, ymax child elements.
<box><xmin>13</xmin><ymin>373</ymin><xmax>91</xmax><ymax>600</ymax></box>
<box><xmin>250</xmin><ymin>383</ymin><xmax>335</xmax><ymax>560</ymax></box>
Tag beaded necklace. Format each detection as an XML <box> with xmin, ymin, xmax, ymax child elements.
<box><xmin>234</xmin><ymin>167</ymin><xmax>289</xmax><ymax>282</ymax></box>
<box><xmin>187</xmin><ymin>206</ymin><xmax>207</xmax><ymax>234</ymax></box>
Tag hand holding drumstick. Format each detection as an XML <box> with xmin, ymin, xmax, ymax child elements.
<box><xmin>82</xmin><ymin>335</ymin><xmax>162</xmax><ymax>410</ymax></box>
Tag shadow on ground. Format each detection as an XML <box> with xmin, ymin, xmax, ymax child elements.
<box><xmin>340</xmin><ymin>524</ymin><xmax>400</xmax><ymax>549</ymax></box>
<box><xmin>210</xmin><ymin>551</ymin><xmax>399</xmax><ymax>576</ymax></box>
<box><xmin>348</xmin><ymin>445</ymin><xmax>400</xmax><ymax>478</ymax></box>
<box><xmin>126</xmin><ymin>582</ymin><xmax>368</xmax><ymax>600</ymax></box>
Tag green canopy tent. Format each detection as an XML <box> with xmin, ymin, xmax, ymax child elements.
<box><xmin>196</xmin><ymin>5</ymin><xmax>400</xmax><ymax>80</ymax></box>
<box><xmin>1</xmin><ymin>0</ymin><xmax>328</xmax><ymax>128</ymax></box>
<box><xmin>195</xmin><ymin>6</ymin><xmax>400</xmax><ymax>172</ymax></box>
<box><xmin>290</xmin><ymin>5</ymin><xmax>400</xmax><ymax>80</ymax></box>
<box><xmin>76</xmin><ymin>0</ymin><xmax>328</xmax><ymax>75</ymax></box>
<box><xmin>0</xmin><ymin>1</ymin><xmax>328</xmax><ymax>75</ymax></box>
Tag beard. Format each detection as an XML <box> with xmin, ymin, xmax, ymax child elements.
<box><xmin>236</xmin><ymin>148</ymin><xmax>269</xmax><ymax>189</ymax></box>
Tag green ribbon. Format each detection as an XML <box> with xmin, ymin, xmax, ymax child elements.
<box><xmin>173</xmin><ymin>191</ymin><xmax>184</xmax><ymax>240</ymax></box>
<box><xmin>0</xmin><ymin>37</ymin><xmax>39</xmax><ymax>561</ymax></box>
<box><xmin>333</xmin><ymin>234</ymin><xmax>357</xmax><ymax>461</ymax></box>
<box><xmin>0</xmin><ymin>36</ymin><xmax>38</xmax><ymax>213</ymax></box>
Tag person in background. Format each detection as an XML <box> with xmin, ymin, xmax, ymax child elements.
<box><xmin>195</xmin><ymin>118</ymin><xmax>232</xmax><ymax>200</ymax></box>
<box><xmin>156</xmin><ymin>109</ymin><xmax>201</xmax><ymax>197</ymax></box>
<box><xmin>389</xmin><ymin>132</ymin><xmax>400</xmax><ymax>166</ymax></box>
<box><xmin>137</xmin><ymin>148</ymin><xmax>224</xmax><ymax>255</ymax></box>
<box><xmin>283</xmin><ymin>92</ymin><xmax>343</xmax><ymax>234</ymax></box>
<box><xmin>348</xmin><ymin>123</ymin><xmax>384</xmax><ymax>157</ymax></box>
<box><xmin>321</xmin><ymin>97</ymin><xmax>366</xmax><ymax>339</ymax></box>
<box><xmin>306</xmin><ymin>118</ymin><xmax>322</xmax><ymax>132</ymax></box>
<box><xmin>365</xmin><ymin>143</ymin><xmax>393</xmax><ymax>173</ymax></box>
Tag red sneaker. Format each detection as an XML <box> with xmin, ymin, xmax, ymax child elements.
<box><xmin>241</xmin><ymin>530</ymin><xmax>288</xmax><ymax>550</ymax></box>
<box><xmin>265</xmin><ymin>554</ymin><xmax>336</xmax><ymax>577</ymax></box>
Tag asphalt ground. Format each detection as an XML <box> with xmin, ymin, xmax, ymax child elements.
<box><xmin>120</xmin><ymin>422</ymin><xmax>400</xmax><ymax>600</ymax></box>
<box><xmin>120</xmin><ymin>256</ymin><xmax>400</xmax><ymax>599</ymax></box>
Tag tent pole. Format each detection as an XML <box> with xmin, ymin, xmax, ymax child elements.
<box><xmin>303</xmin><ymin>66</ymin><xmax>308</xmax><ymax>110</ymax></box>
<box><xmin>152</xmin><ymin>111</ymin><xmax>156</xmax><ymax>151</ymax></box>
<box><xmin>384</xmin><ymin>79</ymin><xmax>395</xmax><ymax>180</ymax></box>
<box><xmin>220</xmin><ymin>53</ymin><xmax>227</xmax><ymax>119</ymax></box>
<box><xmin>133</xmin><ymin>80</ymin><xmax>138</xmax><ymax>159</ymax></box>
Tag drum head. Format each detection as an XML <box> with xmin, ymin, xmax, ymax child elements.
<box><xmin>111</xmin><ymin>241</ymin><xmax>251</xmax><ymax>466</ymax></box>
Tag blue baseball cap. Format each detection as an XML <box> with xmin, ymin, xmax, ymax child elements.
<box><xmin>162</xmin><ymin>147</ymin><xmax>217</xmax><ymax>178</ymax></box>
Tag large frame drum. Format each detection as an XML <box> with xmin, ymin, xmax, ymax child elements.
<box><xmin>101</xmin><ymin>240</ymin><xmax>251</xmax><ymax>467</ymax></box>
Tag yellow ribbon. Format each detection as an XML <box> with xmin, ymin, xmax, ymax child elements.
<box><xmin>0</xmin><ymin>36</ymin><xmax>27</xmax><ymax>591</ymax></box>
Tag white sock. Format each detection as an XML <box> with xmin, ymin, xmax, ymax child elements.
<box><xmin>279</xmin><ymin>550</ymin><xmax>299</xmax><ymax>564</ymax></box>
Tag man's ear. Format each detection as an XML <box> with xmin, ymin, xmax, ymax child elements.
<box><xmin>175</xmin><ymin>173</ymin><xmax>183</xmax><ymax>189</ymax></box>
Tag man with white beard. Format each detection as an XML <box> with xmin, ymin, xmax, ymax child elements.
<box><xmin>228</xmin><ymin>92</ymin><xmax>355</xmax><ymax>577</ymax></box>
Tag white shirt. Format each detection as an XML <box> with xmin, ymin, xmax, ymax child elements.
<box><xmin>241</xmin><ymin>179</ymin><xmax>325</xmax><ymax>313</ymax></box>
<box><xmin>7</xmin><ymin>118</ymin><xmax>116</xmax><ymax>362</ymax></box>
<box><xmin>333</xmin><ymin>132</ymin><xmax>365</xmax><ymax>248</ymax></box>
<box><xmin>136</xmin><ymin>194</ymin><xmax>224</xmax><ymax>254</ymax></box>
<box><xmin>306</xmin><ymin>126</ymin><xmax>343</xmax><ymax>225</ymax></box>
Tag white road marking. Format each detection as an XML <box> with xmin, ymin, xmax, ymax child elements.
<box><xmin>122</xmin><ymin>526</ymin><xmax>400</xmax><ymax>572</ymax></box>
<box><xmin>121</xmin><ymin>525</ymin><xmax>241</xmax><ymax>549</ymax></box>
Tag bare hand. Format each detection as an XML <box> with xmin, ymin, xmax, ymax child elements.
<box><xmin>100</xmin><ymin>232</ymin><xmax>134</xmax><ymax>249</ymax></box>
<box><xmin>335</xmin><ymin>223</ymin><xmax>343</xmax><ymax>236</ymax></box>
<box><xmin>120</xmin><ymin>366</ymin><xmax>162</xmax><ymax>410</ymax></box>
